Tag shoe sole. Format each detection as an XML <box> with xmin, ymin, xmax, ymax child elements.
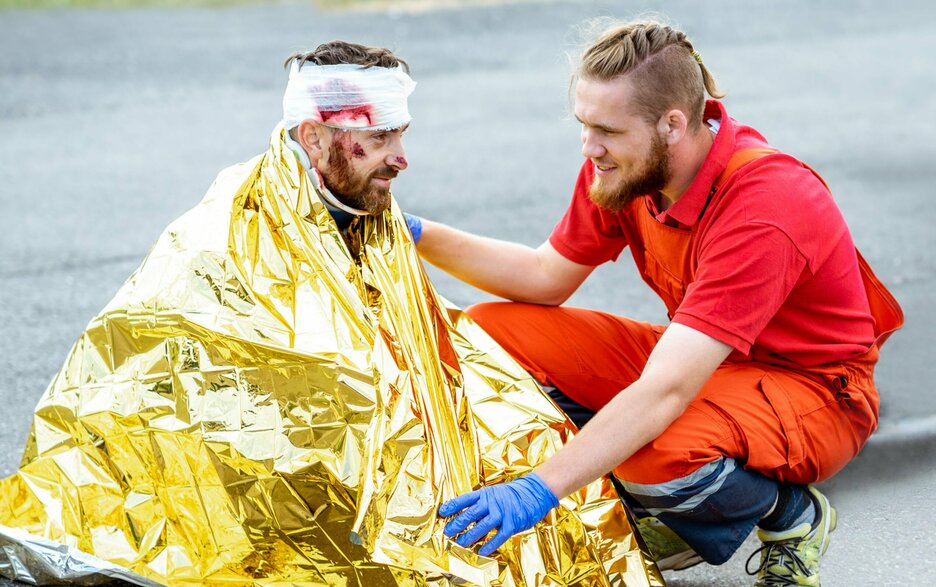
<box><xmin>635</xmin><ymin>516</ymin><xmax>704</xmax><ymax>572</ymax></box>
<box><xmin>657</xmin><ymin>550</ymin><xmax>704</xmax><ymax>571</ymax></box>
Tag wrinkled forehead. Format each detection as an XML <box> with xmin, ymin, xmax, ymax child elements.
<box><xmin>575</xmin><ymin>76</ymin><xmax>641</xmax><ymax>120</ymax></box>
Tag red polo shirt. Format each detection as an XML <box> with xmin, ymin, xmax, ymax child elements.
<box><xmin>550</xmin><ymin>101</ymin><xmax>875</xmax><ymax>367</ymax></box>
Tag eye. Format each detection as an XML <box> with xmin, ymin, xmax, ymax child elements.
<box><xmin>371</xmin><ymin>133</ymin><xmax>387</xmax><ymax>142</ymax></box>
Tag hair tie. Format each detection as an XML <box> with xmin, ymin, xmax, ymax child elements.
<box><xmin>691</xmin><ymin>50</ymin><xmax>704</xmax><ymax>65</ymax></box>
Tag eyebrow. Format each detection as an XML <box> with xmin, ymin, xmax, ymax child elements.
<box><xmin>574</xmin><ymin>114</ymin><xmax>621</xmax><ymax>134</ymax></box>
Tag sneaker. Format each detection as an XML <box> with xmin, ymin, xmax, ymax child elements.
<box><xmin>746</xmin><ymin>486</ymin><xmax>837</xmax><ymax>586</ymax></box>
<box><xmin>636</xmin><ymin>516</ymin><xmax>704</xmax><ymax>571</ymax></box>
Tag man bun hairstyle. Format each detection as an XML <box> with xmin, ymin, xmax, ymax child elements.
<box><xmin>577</xmin><ymin>19</ymin><xmax>724</xmax><ymax>130</ymax></box>
<box><xmin>285</xmin><ymin>40</ymin><xmax>410</xmax><ymax>74</ymax></box>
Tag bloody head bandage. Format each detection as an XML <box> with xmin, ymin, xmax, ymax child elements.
<box><xmin>282</xmin><ymin>62</ymin><xmax>416</xmax><ymax>131</ymax></box>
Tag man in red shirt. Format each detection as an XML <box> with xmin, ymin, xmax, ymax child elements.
<box><xmin>412</xmin><ymin>19</ymin><xmax>902</xmax><ymax>586</ymax></box>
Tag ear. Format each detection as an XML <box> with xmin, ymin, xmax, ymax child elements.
<box><xmin>296</xmin><ymin>119</ymin><xmax>330</xmax><ymax>164</ymax></box>
<box><xmin>657</xmin><ymin>109</ymin><xmax>689</xmax><ymax>145</ymax></box>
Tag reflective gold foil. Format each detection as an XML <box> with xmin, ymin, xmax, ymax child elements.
<box><xmin>0</xmin><ymin>128</ymin><xmax>664</xmax><ymax>586</ymax></box>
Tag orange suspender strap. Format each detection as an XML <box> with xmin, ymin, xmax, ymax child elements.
<box><xmin>713</xmin><ymin>147</ymin><xmax>780</xmax><ymax>191</ymax></box>
<box><xmin>711</xmin><ymin>147</ymin><xmax>905</xmax><ymax>346</ymax></box>
<box><xmin>855</xmin><ymin>249</ymin><xmax>905</xmax><ymax>345</ymax></box>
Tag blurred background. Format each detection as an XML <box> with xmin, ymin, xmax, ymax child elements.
<box><xmin>1</xmin><ymin>0</ymin><xmax>934</xmax><ymax>584</ymax></box>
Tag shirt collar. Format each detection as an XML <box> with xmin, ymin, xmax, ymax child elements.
<box><xmin>661</xmin><ymin>100</ymin><xmax>737</xmax><ymax>227</ymax></box>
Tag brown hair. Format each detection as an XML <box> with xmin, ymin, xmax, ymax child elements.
<box><xmin>576</xmin><ymin>19</ymin><xmax>724</xmax><ymax>130</ymax></box>
<box><xmin>284</xmin><ymin>40</ymin><xmax>410</xmax><ymax>74</ymax></box>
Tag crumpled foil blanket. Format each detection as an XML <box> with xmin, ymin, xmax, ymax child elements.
<box><xmin>0</xmin><ymin>127</ymin><xmax>663</xmax><ymax>587</ymax></box>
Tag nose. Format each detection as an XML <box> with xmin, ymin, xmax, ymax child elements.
<box><xmin>387</xmin><ymin>139</ymin><xmax>408</xmax><ymax>171</ymax></box>
<box><xmin>580</xmin><ymin>127</ymin><xmax>605</xmax><ymax>159</ymax></box>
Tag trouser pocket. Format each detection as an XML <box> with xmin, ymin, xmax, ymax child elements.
<box><xmin>757</xmin><ymin>373</ymin><xmax>806</xmax><ymax>471</ymax></box>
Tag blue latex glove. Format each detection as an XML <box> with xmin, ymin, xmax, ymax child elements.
<box><xmin>403</xmin><ymin>212</ymin><xmax>423</xmax><ymax>244</ymax></box>
<box><xmin>438</xmin><ymin>473</ymin><xmax>559</xmax><ymax>556</ymax></box>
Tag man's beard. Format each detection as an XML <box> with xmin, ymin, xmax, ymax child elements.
<box><xmin>321</xmin><ymin>139</ymin><xmax>397</xmax><ymax>215</ymax></box>
<box><xmin>588</xmin><ymin>133</ymin><xmax>670</xmax><ymax>212</ymax></box>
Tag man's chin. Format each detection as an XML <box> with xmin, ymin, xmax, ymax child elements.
<box><xmin>365</xmin><ymin>187</ymin><xmax>392</xmax><ymax>214</ymax></box>
<box><xmin>365</xmin><ymin>200</ymin><xmax>391</xmax><ymax>215</ymax></box>
<box><xmin>352</xmin><ymin>189</ymin><xmax>392</xmax><ymax>215</ymax></box>
<box><xmin>327</xmin><ymin>184</ymin><xmax>391</xmax><ymax>215</ymax></box>
<box><xmin>588</xmin><ymin>178</ymin><xmax>637</xmax><ymax>211</ymax></box>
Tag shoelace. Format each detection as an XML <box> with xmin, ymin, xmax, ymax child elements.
<box><xmin>745</xmin><ymin>542</ymin><xmax>814</xmax><ymax>586</ymax></box>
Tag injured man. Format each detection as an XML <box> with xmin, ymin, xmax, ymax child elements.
<box><xmin>0</xmin><ymin>41</ymin><xmax>662</xmax><ymax>586</ymax></box>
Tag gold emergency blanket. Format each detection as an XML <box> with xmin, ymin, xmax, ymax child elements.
<box><xmin>0</xmin><ymin>128</ymin><xmax>663</xmax><ymax>586</ymax></box>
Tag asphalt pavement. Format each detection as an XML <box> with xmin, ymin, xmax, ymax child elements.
<box><xmin>1</xmin><ymin>0</ymin><xmax>934</xmax><ymax>585</ymax></box>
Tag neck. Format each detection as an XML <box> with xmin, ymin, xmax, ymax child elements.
<box><xmin>659</xmin><ymin>124</ymin><xmax>715</xmax><ymax>206</ymax></box>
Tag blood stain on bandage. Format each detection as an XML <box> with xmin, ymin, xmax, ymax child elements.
<box><xmin>314</xmin><ymin>78</ymin><xmax>374</xmax><ymax>126</ymax></box>
<box><xmin>321</xmin><ymin>105</ymin><xmax>374</xmax><ymax>126</ymax></box>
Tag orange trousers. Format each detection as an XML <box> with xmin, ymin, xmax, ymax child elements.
<box><xmin>467</xmin><ymin>302</ymin><xmax>880</xmax><ymax>486</ymax></box>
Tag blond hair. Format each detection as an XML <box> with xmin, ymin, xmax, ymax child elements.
<box><xmin>576</xmin><ymin>19</ymin><xmax>724</xmax><ymax>129</ymax></box>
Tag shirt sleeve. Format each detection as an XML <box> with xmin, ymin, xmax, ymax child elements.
<box><xmin>549</xmin><ymin>161</ymin><xmax>629</xmax><ymax>265</ymax></box>
<box><xmin>673</xmin><ymin>221</ymin><xmax>809</xmax><ymax>354</ymax></box>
